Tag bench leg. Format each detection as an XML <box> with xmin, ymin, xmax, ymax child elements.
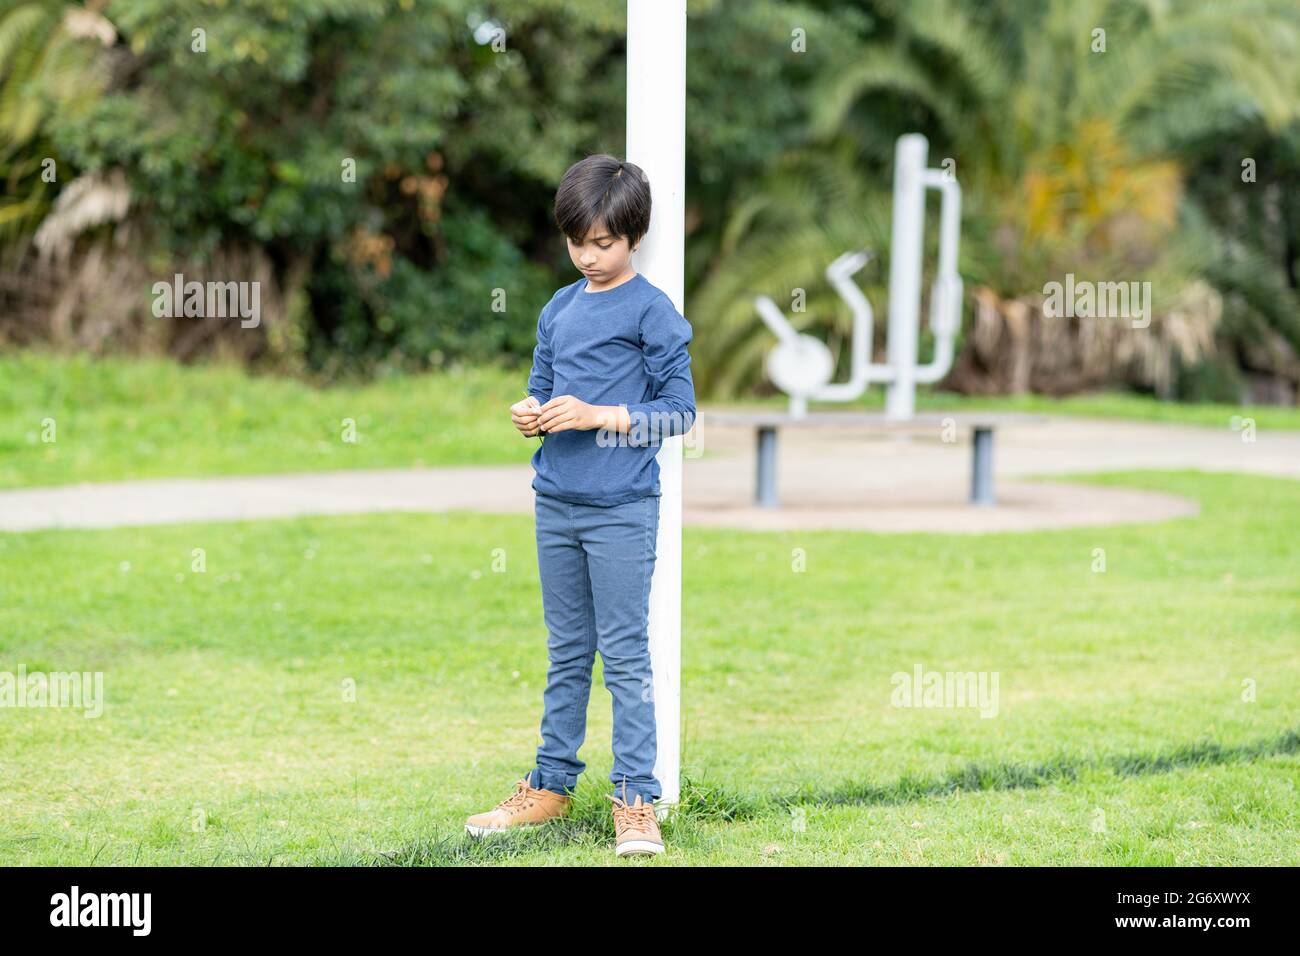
<box><xmin>970</xmin><ymin>426</ymin><xmax>995</xmax><ymax>505</ymax></box>
<box><xmin>756</xmin><ymin>425</ymin><xmax>779</xmax><ymax>508</ymax></box>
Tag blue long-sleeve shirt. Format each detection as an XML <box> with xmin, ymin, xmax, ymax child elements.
<box><xmin>527</xmin><ymin>272</ymin><xmax>696</xmax><ymax>506</ymax></box>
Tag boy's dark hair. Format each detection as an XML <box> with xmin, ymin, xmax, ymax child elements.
<box><xmin>554</xmin><ymin>154</ymin><xmax>651</xmax><ymax>248</ymax></box>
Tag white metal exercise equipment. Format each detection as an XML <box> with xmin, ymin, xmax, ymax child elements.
<box><xmin>740</xmin><ymin>133</ymin><xmax>1041</xmax><ymax>508</ymax></box>
<box><xmin>755</xmin><ymin>132</ymin><xmax>963</xmax><ymax>421</ymax></box>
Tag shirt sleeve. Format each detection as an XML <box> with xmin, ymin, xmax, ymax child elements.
<box><xmin>527</xmin><ymin>299</ymin><xmax>554</xmax><ymax>405</ymax></box>
<box><xmin>622</xmin><ymin>297</ymin><xmax>697</xmax><ymax>444</ymax></box>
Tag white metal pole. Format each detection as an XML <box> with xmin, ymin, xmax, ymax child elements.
<box><xmin>885</xmin><ymin>134</ymin><xmax>928</xmax><ymax>420</ymax></box>
<box><xmin>627</xmin><ymin>0</ymin><xmax>685</xmax><ymax>819</ymax></box>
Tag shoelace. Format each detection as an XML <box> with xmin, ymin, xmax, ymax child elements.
<box><xmin>606</xmin><ymin>794</ymin><xmax>658</xmax><ymax>832</ymax></box>
<box><xmin>495</xmin><ymin>777</ymin><xmax>539</xmax><ymax>814</ymax></box>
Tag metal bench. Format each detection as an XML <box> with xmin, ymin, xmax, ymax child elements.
<box><xmin>700</xmin><ymin>410</ymin><xmax>1049</xmax><ymax>508</ymax></box>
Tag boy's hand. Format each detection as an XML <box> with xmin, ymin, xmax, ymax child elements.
<box><xmin>511</xmin><ymin>396</ymin><xmax>543</xmax><ymax>437</ymax></box>
<box><xmin>536</xmin><ymin>394</ymin><xmax>600</xmax><ymax>433</ymax></box>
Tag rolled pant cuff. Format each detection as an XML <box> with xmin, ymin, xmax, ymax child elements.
<box><xmin>526</xmin><ymin>767</ymin><xmax>579</xmax><ymax>796</ymax></box>
<box><xmin>609</xmin><ymin>777</ymin><xmax>661</xmax><ymax>805</ymax></box>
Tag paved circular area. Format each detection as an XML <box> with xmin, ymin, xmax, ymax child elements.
<box><xmin>682</xmin><ymin>480</ymin><xmax>1198</xmax><ymax>533</ymax></box>
<box><xmin>0</xmin><ymin>413</ymin><xmax>1294</xmax><ymax>534</ymax></box>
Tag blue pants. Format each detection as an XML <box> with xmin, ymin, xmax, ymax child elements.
<box><xmin>523</xmin><ymin>491</ymin><xmax>662</xmax><ymax>805</ymax></box>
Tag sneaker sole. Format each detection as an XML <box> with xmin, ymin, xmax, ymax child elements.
<box><xmin>464</xmin><ymin>823</ymin><xmax>511</xmax><ymax>837</ymax></box>
<box><xmin>464</xmin><ymin>819</ymin><xmax>562</xmax><ymax>838</ymax></box>
<box><xmin>615</xmin><ymin>840</ymin><xmax>665</xmax><ymax>857</ymax></box>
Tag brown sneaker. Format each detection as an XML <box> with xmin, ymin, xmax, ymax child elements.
<box><xmin>464</xmin><ymin>772</ymin><xmax>571</xmax><ymax>837</ymax></box>
<box><xmin>606</xmin><ymin>789</ymin><xmax>665</xmax><ymax>857</ymax></box>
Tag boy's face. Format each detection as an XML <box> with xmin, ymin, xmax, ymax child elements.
<box><xmin>566</xmin><ymin>220</ymin><xmax>637</xmax><ymax>284</ymax></box>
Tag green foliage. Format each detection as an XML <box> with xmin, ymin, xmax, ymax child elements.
<box><xmin>302</xmin><ymin>198</ymin><xmax>554</xmax><ymax>377</ymax></box>
<box><xmin>0</xmin><ymin>0</ymin><xmax>109</xmax><ymax>240</ymax></box>
<box><xmin>15</xmin><ymin>0</ymin><xmax>633</xmax><ymax>370</ymax></box>
<box><xmin>3</xmin><ymin>0</ymin><xmax>1299</xmax><ymax>398</ymax></box>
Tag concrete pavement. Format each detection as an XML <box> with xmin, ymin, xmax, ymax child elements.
<box><xmin>0</xmin><ymin>413</ymin><xmax>1295</xmax><ymax>534</ymax></box>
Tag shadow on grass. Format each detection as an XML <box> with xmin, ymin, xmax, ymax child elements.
<box><xmin>326</xmin><ymin>726</ymin><xmax>1299</xmax><ymax>865</ymax></box>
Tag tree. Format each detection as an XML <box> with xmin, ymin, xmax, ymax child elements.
<box><xmin>0</xmin><ymin>0</ymin><xmax>113</xmax><ymax>242</ymax></box>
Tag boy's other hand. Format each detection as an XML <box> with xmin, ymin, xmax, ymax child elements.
<box><xmin>536</xmin><ymin>394</ymin><xmax>599</xmax><ymax>433</ymax></box>
<box><xmin>511</xmin><ymin>396</ymin><xmax>543</xmax><ymax>437</ymax></box>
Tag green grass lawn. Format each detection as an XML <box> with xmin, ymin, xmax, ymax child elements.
<box><xmin>835</xmin><ymin>387</ymin><xmax>1300</xmax><ymax>430</ymax></box>
<box><xmin>0</xmin><ymin>351</ymin><xmax>535</xmax><ymax>489</ymax></box>
<box><xmin>1</xmin><ymin>469</ymin><xmax>1296</xmax><ymax>865</ymax></box>
<box><xmin>3</xmin><ymin>350</ymin><xmax>1297</xmax><ymax>490</ymax></box>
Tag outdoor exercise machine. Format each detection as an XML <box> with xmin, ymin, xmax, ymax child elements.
<box><xmin>758</xmin><ymin>133</ymin><xmax>962</xmax><ymax>421</ymax></box>
<box><xmin>728</xmin><ymin>132</ymin><xmax>1043</xmax><ymax>508</ymax></box>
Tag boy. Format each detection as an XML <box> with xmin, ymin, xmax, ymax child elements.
<box><xmin>464</xmin><ymin>154</ymin><xmax>696</xmax><ymax>858</ymax></box>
